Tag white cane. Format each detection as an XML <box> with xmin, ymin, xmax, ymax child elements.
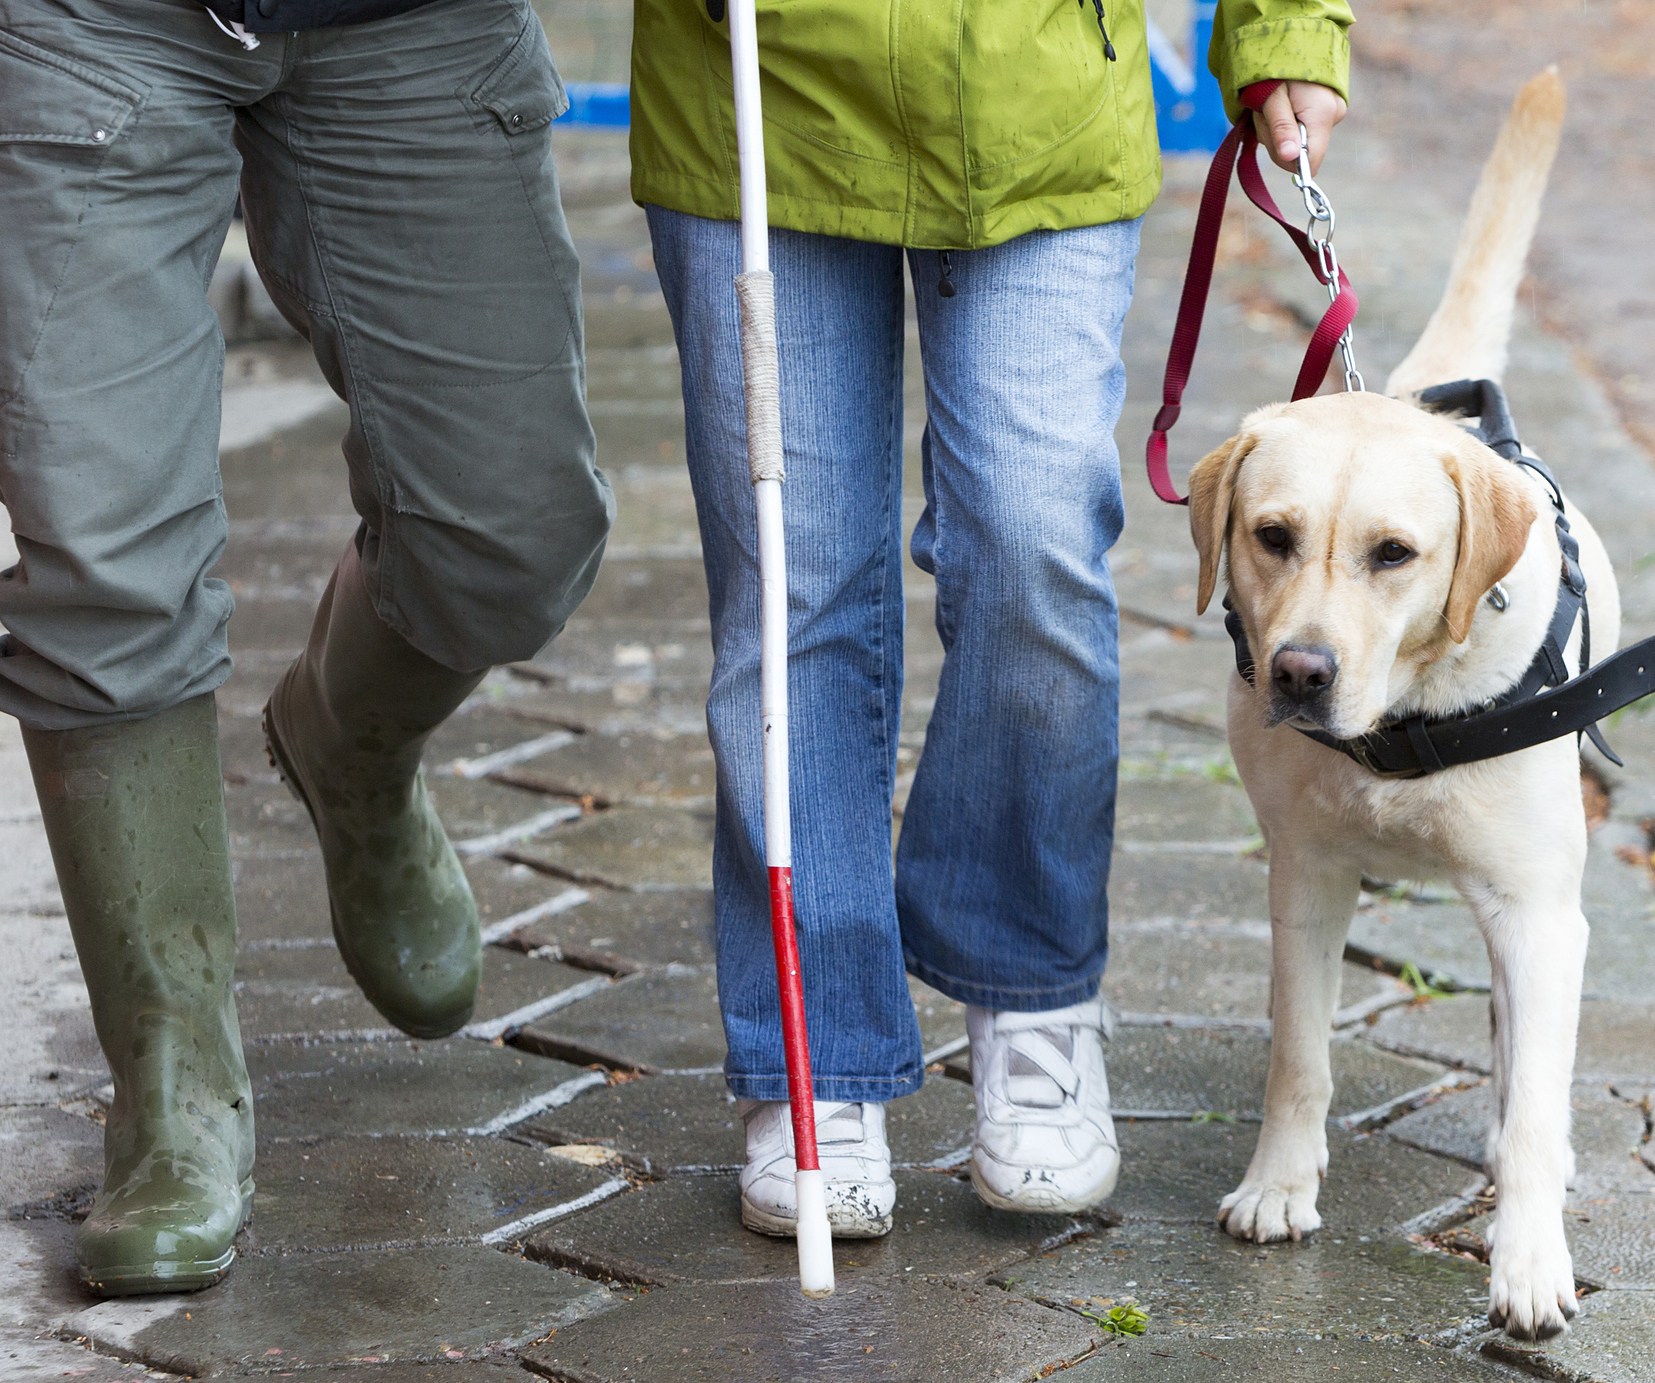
<box><xmin>726</xmin><ymin>0</ymin><xmax>835</xmax><ymax>1300</ymax></box>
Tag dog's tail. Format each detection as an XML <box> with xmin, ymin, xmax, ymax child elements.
<box><xmin>1386</xmin><ymin>68</ymin><xmax>1566</xmax><ymax>398</ymax></box>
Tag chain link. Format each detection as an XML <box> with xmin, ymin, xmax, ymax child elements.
<box><xmin>1291</xmin><ymin>122</ymin><xmax>1364</xmax><ymax>393</ymax></box>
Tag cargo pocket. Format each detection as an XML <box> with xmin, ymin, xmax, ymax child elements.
<box><xmin>0</xmin><ymin>31</ymin><xmax>142</xmax><ymax>147</ymax></box>
<box><xmin>470</xmin><ymin>13</ymin><xmax>568</xmax><ymax>135</ymax></box>
<box><xmin>0</xmin><ymin>33</ymin><xmax>143</xmax><ymax>405</ymax></box>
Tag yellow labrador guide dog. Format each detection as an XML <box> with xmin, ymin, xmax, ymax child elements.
<box><xmin>1188</xmin><ymin>72</ymin><xmax>1607</xmax><ymax>1340</ymax></box>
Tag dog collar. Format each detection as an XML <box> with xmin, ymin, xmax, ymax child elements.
<box><xmin>1222</xmin><ymin>379</ymin><xmax>1649</xmax><ymax>779</ymax></box>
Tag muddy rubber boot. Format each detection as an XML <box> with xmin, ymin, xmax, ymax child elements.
<box><xmin>22</xmin><ymin>694</ymin><xmax>255</xmax><ymax>1296</ymax></box>
<box><xmin>263</xmin><ymin>542</ymin><xmax>484</xmax><ymax>1039</ymax></box>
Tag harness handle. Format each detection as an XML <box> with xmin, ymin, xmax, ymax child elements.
<box><xmin>1146</xmin><ymin>80</ymin><xmax>1361</xmax><ymax>506</ymax></box>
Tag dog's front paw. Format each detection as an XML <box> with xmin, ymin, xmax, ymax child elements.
<box><xmin>1487</xmin><ymin>1218</ymin><xmax>1578</xmax><ymax>1340</ymax></box>
<box><xmin>1217</xmin><ymin>1174</ymin><xmax>1323</xmax><ymax>1243</ymax></box>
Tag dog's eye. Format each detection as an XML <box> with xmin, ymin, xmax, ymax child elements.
<box><xmin>1257</xmin><ymin>525</ymin><xmax>1291</xmax><ymax>555</ymax></box>
<box><xmin>1376</xmin><ymin>540</ymin><xmax>1413</xmax><ymax>567</ymax></box>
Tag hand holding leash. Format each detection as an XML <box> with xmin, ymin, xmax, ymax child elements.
<box><xmin>1145</xmin><ymin>80</ymin><xmax>1362</xmax><ymax>506</ymax></box>
<box><xmin>1252</xmin><ymin>79</ymin><xmax>1346</xmax><ymax>173</ymax></box>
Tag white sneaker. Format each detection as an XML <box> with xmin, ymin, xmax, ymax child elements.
<box><xmin>967</xmin><ymin>996</ymin><xmax>1120</xmax><ymax>1213</ymax></box>
<box><xmin>738</xmin><ymin>1099</ymin><xmax>895</xmax><ymax>1239</ymax></box>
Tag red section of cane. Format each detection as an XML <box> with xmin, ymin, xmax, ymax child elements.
<box><xmin>767</xmin><ymin>865</ymin><xmax>819</xmax><ymax>1173</ymax></box>
<box><xmin>1146</xmin><ymin>79</ymin><xmax>1359</xmax><ymax>506</ymax></box>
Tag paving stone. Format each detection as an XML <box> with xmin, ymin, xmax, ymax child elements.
<box><xmin>3</xmin><ymin>1209</ymin><xmax>186</xmax><ymax>1383</ymax></box>
<box><xmin>1108</xmin><ymin>856</ymin><xmax>1270</xmax><ymax>925</ymax></box>
<box><xmin>1114</xmin><ymin>637</ymin><xmax>1237</xmax><ymax>718</ymax></box>
<box><xmin>884</xmin><ymin>1076</ymin><xmax>976</xmax><ymax>1167</ymax></box>
<box><xmin>467</xmin><ymin>727</ymin><xmax>718</xmax><ymax>810</ymax></box>
<box><xmin>529</xmin><ymin>1072</ymin><xmax>974</xmax><ymax>1174</ymax></box>
<box><xmin>223</xmin><ymin>769</ymin><xmax>316</xmax><ymax>847</ymax></box>
<box><xmin>1062</xmin><ymin>1336</ymin><xmax>1519</xmax><ymax>1380</ymax></box>
<box><xmin>529</xmin><ymin>1171</ymin><xmax>1097</xmax><ymax>1290</ymax></box>
<box><xmin>218</xmin><ymin>401</ymin><xmax>356</xmax><ymax>520</ymax></box>
<box><xmin>1385</xmin><ymin>1084</ymin><xmax>1496</xmax><ymax>1170</ymax></box>
<box><xmin>232</xmin><ymin>945</ymin><xmax>602</xmax><ymax>1042</ymax></box>
<box><xmin>1106</xmin><ymin>1028</ymin><xmax>1447</xmax><ymax>1120</ymax></box>
<box><xmin>1481</xmin><ymin>1287</ymin><xmax>1655</xmax><ymax>1383</ymax></box>
<box><xmin>502</xmin><ymin>806</ymin><xmax>714</xmax><ymax>891</ymax></box>
<box><xmin>241</xmin><ymin>1136</ymin><xmax>612</xmax><ymax>1253</ymax></box>
<box><xmin>476</xmin><ymin>868</ymin><xmax>715</xmax><ymax>969</ymax></box>
<box><xmin>570</xmin><ymin>558</ymin><xmax>710</xmax><ymax>627</ymax></box>
<box><xmin>1347</xmin><ymin>900</ymin><xmax>1493</xmax><ymax>992</ymax></box>
<box><xmin>1368</xmin><ymin>996</ymin><xmax>1655</xmax><ymax>1081</ymax></box>
<box><xmin>1346</xmin><ymin>829</ymin><xmax>1655</xmax><ymax>1005</ymax></box>
<box><xmin>427</xmin><ymin>776</ymin><xmax>587</xmax><ymax>849</ymax></box>
<box><xmin>515</xmin><ymin>967</ymin><xmax>723</xmax><ymax>1073</ymax></box>
<box><xmin>1109</xmin><ymin>1122</ymin><xmax>1474</xmax><ymax>1234</ymax></box>
<box><xmin>231</xmin><ymin>850</ymin><xmax>332</xmax><ymax>946</ymax></box>
<box><xmin>995</xmin><ymin>1221</ymin><xmax>1491</xmax><ymax>1346</ymax></box>
<box><xmin>2</xmin><ymin>1106</ymin><xmax>105</xmax><ymax>1212</ymax></box>
<box><xmin>248</xmin><ymin>1039</ymin><xmax>588</xmax><ymax>1142</ymax></box>
<box><xmin>519</xmin><ymin>1274</ymin><xmax>1099</xmax><ymax>1383</ymax></box>
<box><xmin>910</xmin><ymin>976</ymin><xmax>967</xmax><ymax>1054</ymax></box>
<box><xmin>1455</xmin><ymin>1193</ymin><xmax>1655</xmax><ymax>1298</ymax></box>
<box><xmin>520</xmin><ymin>1072</ymin><xmax>740</xmax><ymax>1174</ymax></box>
<box><xmin>1104</xmin><ymin>931</ymin><xmax>1399</xmax><ymax>1022</ymax></box>
<box><xmin>284</xmin><ymin>1365</ymin><xmax>529</xmax><ymax>1382</ymax></box>
<box><xmin>1114</xmin><ymin>779</ymin><xmax>1259</xmax><ymax>846</ymax></box>
<box><xmin>53</xmin><ymin>1246</ymin><xmax>614</xmax><ymax>1376</ymax></box>
<box><xmin>1407</xmin><ymin>1086</ymin><xmax>1655</xmax><ymax>1292</ymax></box>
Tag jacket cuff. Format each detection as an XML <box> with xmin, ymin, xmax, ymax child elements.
<box><xmin>1212</xmin><ymin>18</ymin><xmax>1351</xmax><ymax>123</ymax></box>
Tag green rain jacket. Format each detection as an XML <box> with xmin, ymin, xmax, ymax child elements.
<box><xmin>630</xmin><ymin>0</ymin><xmax>1352</xmax><ymax>250</ymax></box>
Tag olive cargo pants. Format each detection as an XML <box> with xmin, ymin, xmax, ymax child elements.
<box><xmin>0</xmin><ymin>0</ymin><xmax>611</xmax><ymax>729</ymax></box>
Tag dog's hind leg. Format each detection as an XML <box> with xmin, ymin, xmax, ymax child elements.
<box><xmin>1461</xmin><ymin>873</ymin><xmax>1585</xmax><ymax>1340</ymax></box>
<box><xmin>1218</xmin><ymin>845</ymin><xmax>1360</xmax><ymax>1243</ymax></box>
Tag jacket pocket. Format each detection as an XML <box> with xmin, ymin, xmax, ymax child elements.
<box><xmin>958</xmin><ymin>0</ymin><xmax>1113</xmax><ymax>174</ymax></box>
<box><xmin>471</xmin><ymin>12</ymin><xmax>568</xmax><ymax>135</ymax></box>
<box><xmin>0</xmin><ymin>32</ymin><xmax>142</xmax><ymax>146</ymax></box>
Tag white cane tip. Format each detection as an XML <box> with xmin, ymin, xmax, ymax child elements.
<box><xmin>794</xmin><ymin>1169</ymin><xmax>836</xmax><ymax>1298</ymax></box>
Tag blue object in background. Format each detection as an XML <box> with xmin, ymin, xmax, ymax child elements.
<box><xmin>559</xmin><ymin>8</ymin><xmax>1232</xmax><ymax>150</ymax></box>
<box><xmin>1149</xmin><ymin>4</ymin><xmax>1232</xmax><ymax>154</ymax></box>
<box><xmin>559</xmin><ymin>82</ymin><xmax>630</xmax><ymax>128</ymax></box>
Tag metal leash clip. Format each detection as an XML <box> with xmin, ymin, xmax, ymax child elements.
<box><xmin>1292</xmin><ymin>121</ymin><xmax>1364</xmax><ymax>393</ymax></box>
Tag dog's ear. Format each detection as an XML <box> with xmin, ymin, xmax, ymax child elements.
<box><xmin>1443</xmin><ymin>439</ymin><xmax>1539</xmax><ymax>643</ymax></box>
<box><xmin>1189</xmin><ymin>433</ymin><xmax>1254</xmax><ymax>615</ymax></box>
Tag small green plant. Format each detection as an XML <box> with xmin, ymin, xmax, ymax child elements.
<box><xmin>1398</xmin><ymin>960</ymin><xmax>1456</xmax><ymax>1000</ymax></box>
<box><xmin>1191</xmin><ymin>1111</ymin><xmax>1238</xmax><ymax>1124</ymax></box>
<box><xmin>1085</xmin><ymin>1303</ymin><xmax>1148</xmax><ymax>1337</ymax></box>
<box><xmin>1201</xmin><ymin>752</ymin><xmax>1241</xmax><ymax>787</ymax></box>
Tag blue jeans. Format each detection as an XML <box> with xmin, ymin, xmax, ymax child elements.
<box><xmin>648</xmin><ymin>207</ymin><xmax>1139</xmax><ymax>1102</ymax></box>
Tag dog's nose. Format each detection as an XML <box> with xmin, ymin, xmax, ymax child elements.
<box><xmin>1271</xmin><ymin>645</ymin><xmax>1338</xmax><ymax>701</ymax></box>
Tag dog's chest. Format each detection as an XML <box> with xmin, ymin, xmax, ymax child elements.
<box><xmin>1310</xmin><ymin>761</ymin><xmax>1477</xmax><ymax>880</ymax></box>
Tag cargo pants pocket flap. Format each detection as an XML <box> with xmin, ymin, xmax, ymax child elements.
<box><xmin>472</xmin><ymin>18</ymin><xmax>568</xmax><ymax>134</ymax></box>
<box><xmin>0</xmin><ymin>32</ymin><xmax>142</xmax><ymax>146</ymax></box>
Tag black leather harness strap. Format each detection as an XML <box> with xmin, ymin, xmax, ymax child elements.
<box><xmin>1223</xmin><ymin>379</ymin><xmax>1655</xmax><ymax>779</ymax></box>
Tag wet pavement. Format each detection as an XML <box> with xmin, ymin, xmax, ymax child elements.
<box><xmin>4</xmin><ymin>12</ymin><xmax>1654</xmax><ymax>1383</ymax></box>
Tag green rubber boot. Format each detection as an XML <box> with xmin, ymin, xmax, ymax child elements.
<box><xmin>263</xmin><ymin>542</ymin><xmax>484</xmax><ymax>1039</ymax></box>
<box><xmin>22</xmin><ymin>694</ymin><xmax>255</xmax><ymax>1296</ymax></box>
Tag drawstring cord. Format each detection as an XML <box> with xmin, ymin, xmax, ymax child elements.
<box><xmin>1079</xmin><ymin>0</ymin><xmax>1118</xmax><ymax>61</ymax></box>
<box><xmin>936</xmin><ymin>250</ymin><xmax>955</xmax><ymax>298</ymax></box>
<box><xmin>206</xmin><ymin>8</ymin><xmax>260</xmax><ymax>49</ymax></box>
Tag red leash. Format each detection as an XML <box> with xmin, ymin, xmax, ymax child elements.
<box><xmin>1146</xmin><ymin>79</ymin><xmax>1361</xmax><ymax>506</ymax></box>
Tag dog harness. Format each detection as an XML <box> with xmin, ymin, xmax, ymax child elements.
<box><xmin>1222</xmin><ymin>378</ymin><xmax>1655</xmax><ymax>779</ymax></box>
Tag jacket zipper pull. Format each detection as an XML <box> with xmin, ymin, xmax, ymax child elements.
<box><xmin>1086</xmin><ymin>0</ymin><xmax>1117</xmax><ymax>60</ymax></box>
<box><xmin>937</xmin><ymin>250</ymin><xmax>956</xmax><ymax>298</ymax></box>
